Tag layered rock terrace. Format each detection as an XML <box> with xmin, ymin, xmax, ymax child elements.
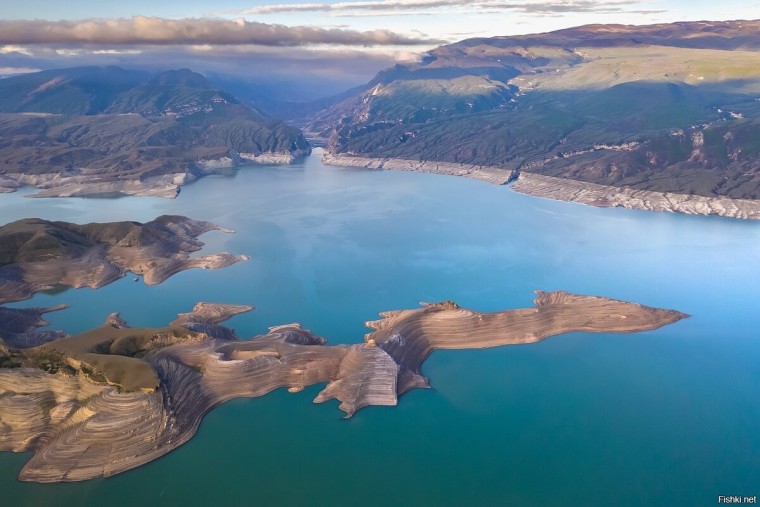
<box><xmin>0</xmin><ymin>292</ymin><xmax>687</xmax><ymax>482</ymax></box>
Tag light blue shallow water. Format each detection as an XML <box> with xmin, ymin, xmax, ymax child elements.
<box><xmin>1</xmin><ymin>153</ymin><xmax>758</xmax><ymax>506</ymax></box>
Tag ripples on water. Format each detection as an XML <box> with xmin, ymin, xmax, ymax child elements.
<box><xmin>1</xmin><ymin>154</ymin><xmax>758</xmax><ymax>506</ymax></box>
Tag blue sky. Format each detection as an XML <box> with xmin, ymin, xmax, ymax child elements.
<box><xmin>1</xmin><ymin>0</ymin><xmax>758</xmax><ymax>99</ymax></box>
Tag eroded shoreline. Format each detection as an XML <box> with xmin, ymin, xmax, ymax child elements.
<box><xmin>0</xmin><ymin>150</ymin><xmax>309</xmax><ymax>199</ymax></box>
<box><xmin>322</xmin><ymin>152</ymin><xmax>515</xmax><ymax>185</ymax></box>
<box><xmin>510</xmin><ymin>173</ymin><xmax>760</xmax><ymax>220</ymax></box>
<box><xmin>0</xmin><ymin>292</ymin><xmax>687</xmax><ymax>482</ymax></box>
<box><xmin>322</xmin><ymin>153</ymin><xmax>760</xmax><ymax>220</ymax></box>
<box><xmin>0</xmin><ymin>215</ymin><xmax>249</xmax><ymax>305</ymax></box>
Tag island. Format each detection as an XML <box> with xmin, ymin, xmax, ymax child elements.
<box><xmin>0</xmin><ymin>215</ymin><xmax>249</xmax><ymax>305</ymax></box>
<box><xmin>0</xmin><ymin>292</ymin><xmax>687</xmax><ymax>482</ymax></box>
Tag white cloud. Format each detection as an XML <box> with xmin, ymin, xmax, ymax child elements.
<box><xmin>243</xmin><ymin>0</ymin><xmax>457</xmax><ymax>14</ymax></box>
<box><xmin>0</xmin><ymin>66</ymin><xmax>41</xmax><ymax>75</ymax></box>
<box><xmin>242</xmin><ymin>0</ymin><xmax>652</xmax><ymax>16</ymax></box>
<box><xmin>92</xmin><ymin>49</ymin><xmax>143</xmax><ymax>55</ymax></box>
<box><xmin>0</xmin><ymin>16</ymin><xmax>439</xmax><ymax>46</ymax></box>
<box><xmin>0</xmin><ymin>45</ymin><xmax>34</xmax><ymax>56</ymax></box>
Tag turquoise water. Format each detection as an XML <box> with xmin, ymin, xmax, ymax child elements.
<box><xmin>1</xmin><ymin>153</ymin><xmax>759</xmax><ymax>506</ymax></box>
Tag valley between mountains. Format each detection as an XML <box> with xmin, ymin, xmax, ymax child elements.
<box><xmin>3</xmin><ymin>20</ymin><xmax>760</xmax><ymax>218</ymax></box>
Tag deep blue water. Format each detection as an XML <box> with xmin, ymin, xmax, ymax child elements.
<box><xmin>1</xmin><ymin>152</ymin><xmax>758</xmax><ymax>506</ymax></box>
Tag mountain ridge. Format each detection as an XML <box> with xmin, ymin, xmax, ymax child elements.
<box><xmin>304</xmin><ymin>20</ymin><xmax>760</xmax><ymax>210</ymax></box>
<box><xmin>0</xmin><ymin>66</ymin><xmax>311</xmax><ymax>198</ymax></box>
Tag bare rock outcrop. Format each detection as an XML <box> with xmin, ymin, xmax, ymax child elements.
<box><xmin>0</xmin><ymin>293</ymin><xmax>687</xmax><ymax>482</ymax></box>
<box><xmin>0</xmin><ymin>215</ymin><xmax>249</xmax><ymax>304</ymax></box>
<box><xmin>511</xmin><ymin>173</ymin><xmax>760</xmax><ymax>220</ymax></box>
<box><xmin>0</xmin><ymin>305</ymin><xmax>69</xmax><ymax>348</ymax></box>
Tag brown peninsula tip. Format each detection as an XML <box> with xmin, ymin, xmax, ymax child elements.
<box><xmin>0</xmin><ymin>215</ymin><xmax>248</xmax><ymax>305</ymax></box>
<box><xmin>0</xmin><ymin>292</ymin><xmax>687</xmax><ymax>483</ymax></box>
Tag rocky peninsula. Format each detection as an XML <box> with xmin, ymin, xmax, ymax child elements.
<box><xmin>0</xmin><ymin>292</ymin><xmax>687</xmax><ymax>482</ymax></box>
<box><xmin>0</xmin><ymin>215</ymin><xmax>248</xmax><ymax>304</ymax></box>
<box><xmin>0</xmin><ymin>305</ymin><xmax>69</xmax><ymax>349</ymax></box>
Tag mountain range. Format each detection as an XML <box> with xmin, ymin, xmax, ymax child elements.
<box><xmin>304</xmin><ymin>20</ymin><xmax>760</xmax><ymax>201</ymax></box>
<box><xmin>1</xmin><ymin>20</ymin><xmax>760</xmax><ymax>209</ymax></box>
<box><xmin>0</xmin><ymin>67</ymin><xmax>309</xmax><ymax>197</ymax></box>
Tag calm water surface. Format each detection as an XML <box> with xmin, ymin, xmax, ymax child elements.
<box><xmin>1</xmin><ymin>153</ymin><xmax>758</xmax><ymax>506</ymax></box>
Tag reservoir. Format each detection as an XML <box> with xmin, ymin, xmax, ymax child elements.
<box><xmin>1</xmin><ymin>152</ymin><xmax>758</xmax><ymax>506</ymax></box>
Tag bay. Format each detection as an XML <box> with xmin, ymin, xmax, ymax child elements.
<box><xmin>1</xmin><ymin>151</ymin><xmax>758</xmax><ymax>506</ymax></box>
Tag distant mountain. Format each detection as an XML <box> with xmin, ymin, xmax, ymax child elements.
<box><xmin>0</xmin><ymin>67</ymin><xmax>310</xmax><ymax>197</ymax></box>
<box><xmin>0</xmin><ymin>66</ymin><xmax>149</xmax><ymax>115</ymax></box>
<box><xmin>310</xmin><ymin>20</ymin><xmax>760</xmax><ymax>201</ymax></box>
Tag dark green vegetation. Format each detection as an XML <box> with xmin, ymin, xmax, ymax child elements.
<box><xmin>41</xmin><ymin>324</ymin><xmax>204</xmax><ymax>391</ymax></box>
<box><xmin>0</xmin><ymin>303</ymin><xmax>253</xmax><ymax>395</ymax></box>
<box><xmin>0</xmin><ymin>302</ymin><xmax>252</xmax><ymax>393</ymax></box>
<box><xmin>308</xmin><ymin>20</ymin><xmax>760</xmax><ymax>199</ymax></box>
<box><xmin>0</xmin><ymin>67</ymin><xmax>309</xmax><ymax>196</ymax></box>
<box><xmin>0</xmin><ymin>316</ymin><xmax>202</xmax><ymax>392</ymax></box>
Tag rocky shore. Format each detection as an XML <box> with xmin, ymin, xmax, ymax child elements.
<box><xmin>322</xmin><ymin>152</ymin><xmax>760</xmax><ymax>220</ymax></box>
<box><xmin>322</xmin><ymin>152</ymin><xmax>515</xmax><ymax>185</ymax></box>
<box><xmin>1</xmin><ymin>149</ymin><xmax>311</xmax><ymax>199</ymax></box>
<box><xmin>510</xmin><ymin>173</ymin><xmax>760</xmax><ymax>220</ymax></box>
<box><xmin>0</xmin><ymin>171</ymin><xmax>185</xmax><ymax>199</ymax></box>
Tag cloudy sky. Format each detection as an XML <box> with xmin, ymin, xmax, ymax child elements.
<box><xmin>1</xmin><ymin>0</ymin><xmax>757</xmax><ymax>100</ymax></box>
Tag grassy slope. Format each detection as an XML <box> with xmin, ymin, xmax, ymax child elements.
<box><xmin>316</xmin><ymin>21</ymin><xmax>760</xmax><ymax>199</ymax></box>
<box><xmin>41</xmin><ymin>325</ymin><xmax>200</xmax><ymax>392</ymax></box>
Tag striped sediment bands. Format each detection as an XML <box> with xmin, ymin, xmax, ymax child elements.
<box><xmin>510</xmin><ymin>172</ymin><xmax>760</xmax><ymax>220</ymax></box>
<box><xmin>0</xmin><ymin>292</ymin><xmax>687</xmax><ymax>482</ymax></box>
<box><xmin>0</xmin><ymin>304</ymin><xmax>69</xmax><ymax>348</ymax></box>
<box><xmin>0</xmin><ymin>215</ymin><xmax>248</xmax><ymax>305</ymax></box>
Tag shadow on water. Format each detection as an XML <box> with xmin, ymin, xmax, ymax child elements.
<box><xmin>38</xmin><ymin>284</ymin><xmax>71</xmax><ymax>297</ymax></box>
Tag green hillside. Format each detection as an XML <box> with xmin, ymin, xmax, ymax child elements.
<box><xmin>310</xmin><ymin>20</ymin><xmax>760</xmax><ymax>199</ymax></box>
<box><xmin>0</xmin><ymin>67</ymin><xmax>310</xmax><ymax>196</ymax></box>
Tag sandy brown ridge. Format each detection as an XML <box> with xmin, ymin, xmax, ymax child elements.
<box><xmin>0</xmin><ymin>292</ymin><xmax>687</xmax><ymax>482</ymax></box>
<box><xmin>0</xmin><ymin>215</ymin><xmax>249</xmax><ymax>305</ymax></box>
